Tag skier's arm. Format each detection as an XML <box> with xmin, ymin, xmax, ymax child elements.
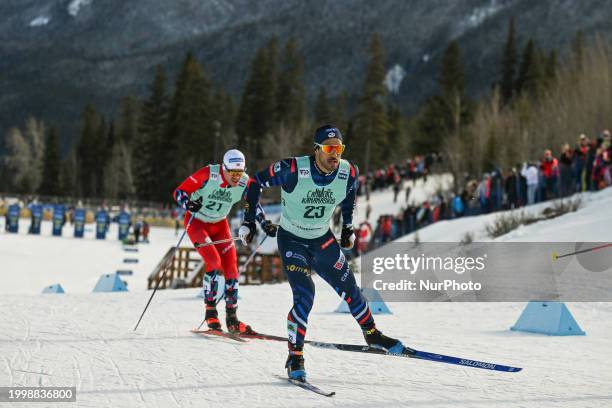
<box><xmin>242</xmin><ymin>177</ymin><xmax>261</xmax><ymax>223</ymax></box>
<box><xmin>339</xmin><ymin>162</ymin><xmax>359</xmax><ymax>226</ymax></box>
<box><xmin>254</xmin><ymin>158</ymin><xmax>297</xmax><ymax>188</ymax></box>
<box><xmin>173</xmin><ymin>166</ymin><xmax>210</xmax><ymax>209</ymax></box>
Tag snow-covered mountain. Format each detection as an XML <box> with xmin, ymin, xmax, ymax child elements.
<box><xmin>2</xmin><ymin>0</ymin><xmax>612</xmax><ymax>149</ymax></box>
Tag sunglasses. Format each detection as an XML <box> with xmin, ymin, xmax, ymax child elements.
<box><xmin>315</xmin><ymin>143</ymin><xmax>345</xmax><ymax>154</ymax></box>
<box><xmin>223</xmin><ymin>165</ymin><xmax>245</xmax><ymax>176</ymax></box>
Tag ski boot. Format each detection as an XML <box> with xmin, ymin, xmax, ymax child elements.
<box><xmin>363</xmin><ymin>326</ymin><xmax>405</xmax><ymax>354</ymax></box>
<box><xmin>285</xmin><ymin>344</ymin><xmax>306</xmax><ymax>381</ymax></box>
<box><xmin>225</xmin><ymin>307</ymin><xmax>256</xmax><ymax>334</ymax></box>
<box><xmin>204</xmin><ymin>303</ymin><xmax>221</xmax><ymax>330</ymax></box>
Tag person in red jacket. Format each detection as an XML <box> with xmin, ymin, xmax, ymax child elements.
<box><xmin>540</xmin><ymin>149</ymin><xmax>559</xmax><ymax>200</ymax></box>
<box><xmin>173</xmin><ymin>149</ymin><xmax>276</xmax><ymax>333</ymax></box>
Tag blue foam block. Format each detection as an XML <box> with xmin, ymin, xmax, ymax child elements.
<box><xmin>42</xmin><ymin>284</ymin><xmax>65</xmax><ymax>294</ymax></box>
<box><xmin>510</xmin><ymin>301</ymin><xmax>585</xmax><ymax>336</ymax></box>
<box><xmin>93</xmin><ymin>273</ymin><xmax>128</xmax><ymax>292</ymax></box>
<box><xmin>335</xmin><ymin>288</ymin><xmax>392</xmax><ymax>314</ymax></box>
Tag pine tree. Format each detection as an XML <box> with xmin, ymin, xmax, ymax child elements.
<box><xmin>165</xmin><ymin>52</ymin><xmax>213</xmax><ymax>194</ymax></box>
<box><xmin>236</xmin><ymin>39</ymin><xmax>279</xmax><ymax>167</ymax></box>
<box><xmin>118</xmin><ymin>94</ymin><xmax>140</xmax><ymax>145</ymax></box>
<box><xmin>39</xmin><ymin>126</ymin><xmax>61</xmax><ymax>196</ymax></box>
<box><xmin>386</xmin><ymin>104</ymin><xmax>406</xmax><ymax>162</ymax></box>
<box><xmin>330</xmin><ymin>91</ymin><xmax>349</xmax><ymax>138</ymax></box>
<box><xmin>137</xmin><ymin>65</ymin><xmax>169</xmax><ymax>202</ymax></box>
<box><xmin>276</xmin><ymin>38</ymin><xmax>305</xmax><ymax>126</ymax></box>
<box><xmin>500</xmin><ymin>17</ymin><xmax>517</xmax><ymax>105</ymax></box>
<box><xmin>516</xmin><ymin>39</ymin><xmax>545</xmax><ymax>96</ymax></box>
<box><xmin>210</xmin><ymin>87</ymin><xmax>237</xmax><ymax>160</ymax></box>
<box><xmin>439</xmin><ymin>40</ymin><xmax>465</xmax><ymax>99</ymax></box>
<box><xmin>77</xmin><ymin>105</ymin><xmax>102</xmax><ymax>197</ymax></box>
<box><xmin>60</xmin><ymin>150</ymin><xmax>79</xmax><ymax>197</ymax></box>
<box><xmin>415</xmin><ymin>40</ymin><xmax>469</xmax><ymax>154</ymax></box>
<box><xmin>353</xmin><ymin>33</ymin><xmax>390</xmax><ymax>171</ymax></box>
<box><xmin>315</xmin><ymin>87</ymin><xmax>331</xmax><ymax>124</ymax></box>
<box><xmin>544</xmin><ymin>49</ymin><xmax>558</xmax><ymax>88</ymax></box>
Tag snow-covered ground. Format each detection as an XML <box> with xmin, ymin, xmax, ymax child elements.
<box><xmin>1</xmin><ymin>184</ymin><xmax>611</xmax><ymax>407</ymax></box>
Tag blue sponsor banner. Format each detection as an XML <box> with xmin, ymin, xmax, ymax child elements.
<box><xmin>29</xmin><ymin>204</ymin><xmax>43</xmax><ymax>234</ymax></box>
<box><xmin>118</xmin><ymin>211</ymin><xmax>130</xmax><ymax>241</ymax></box>
<box><xmin>74</xmin><ymin>208</ymin><xmax>86</xmax><ymax>238</ymax></box>
<box><xmin>52</xmin><ymin>205</ymin><xmax>65</xmax><ymax>236</ymax></box>
<box><xmin>7</xmin><ymin>204</ymin><xmax>20</xmax><ymax>233</ymax></box>
<box><xmin>95</xmin><ymin>210</ymin><xmax>108</xmax><ymax>239</ymax></box>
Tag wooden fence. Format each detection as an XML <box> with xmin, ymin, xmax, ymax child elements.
<box><xmin>147</xmin><ymin>247</ymin><xmax>284</xmax><ymax>290</ymax></box>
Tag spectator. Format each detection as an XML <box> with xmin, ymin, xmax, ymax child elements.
<box><xmin>504</xmin><ymin>167</ymin><xmax>520</xmax><ymax>209</ymax></box>
<box><xmin>478</xmin><ymin>173</ymin><xmax>491</xmax><ymax>214</ymax></box>
<box><xmin>381</xmin><ymin>216</ymin><xmax>393</xmax><ymax>243</ymax></box>
<box><xmin>593</xmin><ymin>149</ymin><xmax>612</xmax><ymax>190</ymax></box>
<box><xmin>357</xmin><ymin>220</ymin><xmax>373</xmax><ymax>254</ymax></box>
<box><xmin>540</xmin><ymin>149</ymin><xmax>559</xmax><ymax>200</ymax></box>
<box><xmin>142</xmin><ymin>220</ymin><xmax>150</xmax><ymax>243</ymax></box>
<box><xmin>452</xmin><ymin>193</ymin><xmax>465</xmax><ymax>217</ymax></box>
<box><xmin>521</xmin><ymin>162</ymin><xmax>539</xmax><ymax>205</ymax></box>
<box><xmin>559</xmin><ymin>143</ymin><xmax>574</xmax><ymax>197</ymax></box>
<box><xmin>573</xmin><ymin>134</ymin><xmax>590</xmax><ymax>192</ymax></box>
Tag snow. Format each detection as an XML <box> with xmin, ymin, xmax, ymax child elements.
<box><xmin>1</xmin><ymin>185</ymin><xmax>611</xmax><ymax>407</ymax></box>
<box><xmin>67</xmin><ymin>0</ymin><xmax>93</xmax><ymax>17</ymax></box>
<box><xmin>29</xmin><ymin>16</ymin><xmax>50</xmax><ymax>27</ymax></box>
<box><xmin>455</xmin><ymin>0</ymin><xmax>505</xmax><ymax>37</ymax></box>
<box><xmin>396</xmin><ymin>187</ymin><xmax>612</xmax><ymax>243</ymax></box>
<box><xmin>384</xmin><ymin>64</ymin><xmax>406</xmax><ymax>94</ymax></box>
<box><xmin>355</xmin><ymin>174</ymin><xmax>454</xmax><ymax>226</ymax></box>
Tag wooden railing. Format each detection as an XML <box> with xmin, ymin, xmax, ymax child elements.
<box><xmin>147</xmin><ymin>247</ymin><xmax>285</xmax><ymax>290</ymax></box>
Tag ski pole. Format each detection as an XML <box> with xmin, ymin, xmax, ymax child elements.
<box><xmin>133</xmin><ymin>213</ymin><xmax>194</xmax><ymax>331</ymax></box>
<box><xmin>239</xmin><ymin>234</ymin><xmax>268</xmax><ymax>274</ymax></box>
<box><xmin>552</xmin><ymin>243</ymin><xmax>612</xmax><ymax>261</ymax></box>
<box><xmin>194</xmin><ymin>237</ymin><xmax>241</xmax><ymax>248</ymax></box>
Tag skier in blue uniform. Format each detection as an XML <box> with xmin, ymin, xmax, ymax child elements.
<box><xmin>240</xmin><ymin>125</ymin><xmax>405</xmax><ymax>381</ymax></box>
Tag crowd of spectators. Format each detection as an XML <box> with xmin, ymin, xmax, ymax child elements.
<box><xmin>350</xmin><ymin>130</ymin><xmax>612</xmax><ymax>256</ymax></box>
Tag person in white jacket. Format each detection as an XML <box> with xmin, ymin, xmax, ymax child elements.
<box><xmin>521</xmin><ymin>162</ymin><xmax>539</xmax><ymax>205</ymax></box>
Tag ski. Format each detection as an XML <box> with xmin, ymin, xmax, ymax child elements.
<box><xmin>237</xmin><ymin>330</ymin><xmax>521</xmax><ymax>373</ymax></box>
<box><xmin>190</xmin><ymin>328</ymin><xmax>249</xmax><ymax>343</ymax></box>
<box><xmin>307</xmin><ymin>341</ymin><xmax>522</xmax><ymax>373</ymax></box>
<box><xmin>274</xmin><ymin>375</ymin><xmax>335</xmax><ymax>397</ymax></box>
<box><xmin>239</xmin><ymin>332</ymin><xmax>287</xmax><ymax>342</ymax></box>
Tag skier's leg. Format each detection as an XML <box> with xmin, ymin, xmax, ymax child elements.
<box><xmin>186</xmin><ymin>217</ymin><xmax>223</xmax><ymax>329</ymax></box>
<box><xmin>313</xmin><ymin>231</ymin><xmax>405</xmax><ymax>353</ymax></box>
<box><xmin>278</xmin><ymin>229</ymin><xmax>315</xmax><ymax>380</ymax></box>
<box><xmin>212</xmin><ymin>219</ymin><xmax>253</xmax><ymax>333</ymax></box>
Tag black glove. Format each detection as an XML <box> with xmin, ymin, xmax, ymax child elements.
<box><xmin>238</xmin><ymin>221</ymin><xmax>256</xmax><ymax>245</ymax></box>
<box><xmin>340</xmin><ymin>225</ymin><xmax>355</xmax><ymax>249</ymax></box>
<box><xmin>185</xmin><ymin>197</ymin><xmax>203</xmax><ymax>213</ymax></box>
<box><xmin>260</xmin><ymin>220</ymin><xmax>278</xmax><ymax>237</ymax></box>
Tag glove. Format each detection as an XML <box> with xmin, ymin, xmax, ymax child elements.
<box><xmin>238</xmin><ymin>221</ymin><xmax>256</xmax><ymax>245</ymax></box>
<box><xmin>185</xmin><ymin>197</ymin><xmax>203</xmax><ymax>213</ymax></box>
<box><xmin>260</xmin><ymin>220</ymin><xmax>278</xmax><ymax>237</ymax></box>
<box><xmin>340</xmin><ymin>225</ymin><xmax>355</xmax><ymax>249</ymax></box>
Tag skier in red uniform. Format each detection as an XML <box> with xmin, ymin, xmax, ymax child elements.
<box><xmin>173</xmin><ymin>149</ymin><xmax>275</xmax><ymax>333</ymax></box>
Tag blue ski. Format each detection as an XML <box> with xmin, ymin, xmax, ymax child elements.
<box><xmin>306</xmin><ymin>341</ymin><xmax>522</xmax><ymax>373</ymax></box>
<box><xmin>274</xmin><ymin>375</ymin><xmax>335</xmax><ymax>397</ymax></box>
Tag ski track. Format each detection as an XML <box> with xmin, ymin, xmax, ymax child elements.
<box><xmin>1</xmin><ymin>186</ymin><xmax>612</xmax><ymax>407</ymax></box>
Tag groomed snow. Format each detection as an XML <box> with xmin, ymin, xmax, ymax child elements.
<box><xmin>1</xmin><ymin>184</ymin><xmax>611</xmax><ymax>407</ymax></box>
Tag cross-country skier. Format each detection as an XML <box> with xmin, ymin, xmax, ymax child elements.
<box><xmin>173</xmin><ymin>149</ymin><xmax>276</xmax><ymax>334</ymax></box>
<box><xmin>240</xmin><ymin>125</ymin><xmax>405</xmax><ymax>381</ymax></box>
